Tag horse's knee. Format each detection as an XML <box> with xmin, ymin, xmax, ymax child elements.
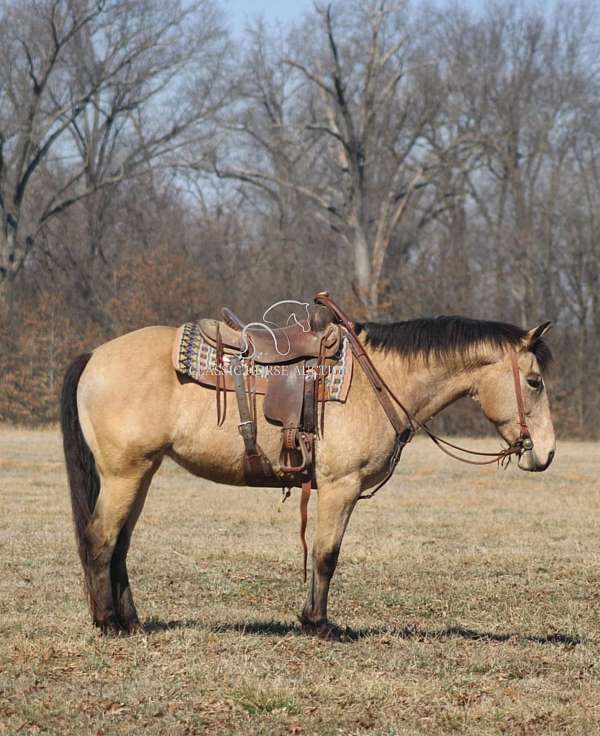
<box><xmin>84</xmin><ymin>522</ymin><xmax>115</xmax><ymax>567</ymax></box>
<box><xmin>316</xmin><ymin>548</ymin><xmax>340</xmax><ymax>579</ymax></box>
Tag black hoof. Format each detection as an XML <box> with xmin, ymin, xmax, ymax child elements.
<box><xmin>94</xmin><ymin>613</ymin><xmax>127</xmax><ymax>636</ymax></box>
<box><xmin>123</xmin><ymin>618</ymin><xmax>144</xmax><ymax>635</ymax></box>
<box><xmin>299</xmin><ymin>615</ymin><xmax>355</xmax><ymax>642</ymax></box>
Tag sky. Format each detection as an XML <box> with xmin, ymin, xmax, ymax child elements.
<box><xmin>225</xmin><ymin>0</ymin><xmax>312</xmax><ymax>33</ymax></box>
<box><xmin>224</xmin><ymin>0</ymin><xmax>487</xmax><ymax>34</ymax></box>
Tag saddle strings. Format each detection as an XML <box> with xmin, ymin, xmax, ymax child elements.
<box><xmin>215</xmin><ymin>324</ymin><xmax>227</xmax><ymax>427</ymax></box>
<box><xmin>236</xmin><ymin>300</ymin><xmax>314</xmax><ymax>360</ymax></box>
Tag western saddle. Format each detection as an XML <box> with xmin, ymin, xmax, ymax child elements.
<box><xmin>194</xmin><ymin>297</ymin><xmax>343</xmax><ymax>490</ymax></box>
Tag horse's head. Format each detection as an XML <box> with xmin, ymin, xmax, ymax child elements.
<box><xmin>475</xmin><ymin>322</ymin><xmax>555</xmax><ymax>472</ymax></box>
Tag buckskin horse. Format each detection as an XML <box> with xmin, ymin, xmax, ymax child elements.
<box><xmin>60</xmin><ymin>294</ymin><xmax>555</xmax><ymax>638</ymax></box>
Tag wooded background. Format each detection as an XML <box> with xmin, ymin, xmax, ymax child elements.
<box><xmin>0</xmin><ymin>0</ymin><xmax>598</xmax><ymax>436</ymax></box>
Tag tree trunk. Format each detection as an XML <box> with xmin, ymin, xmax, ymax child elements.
<box><xmin>352</xmin><ymin>228</ymin><xmax>376</xmax><ymax>318</ymax></box>
<box><xmin>0</xmin><ymin>229</ymin><xmax>17</xmax><ymax>315</ymax></box>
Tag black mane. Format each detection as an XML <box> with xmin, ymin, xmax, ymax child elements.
<box><xmin>355</xmin><ymin>316</ymin><xmax>552</xmax><ymax>371</ymax></box>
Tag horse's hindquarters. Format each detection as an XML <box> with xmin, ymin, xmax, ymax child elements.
<box><xmin>77</xmin><ymin>326</ymin><xmax>181</xmax><ymax>476</ymax></box>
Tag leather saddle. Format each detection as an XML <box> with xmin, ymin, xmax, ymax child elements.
<box><xmin>185</xmin><ymin>299</ymin><xmax>346</xmax><ymax>489</ymax></box>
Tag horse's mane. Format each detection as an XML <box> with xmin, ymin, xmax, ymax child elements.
<box><xmin>354</xmin><ymin>316</ymin><xmax>553</xmax><ymax>371</ymax></box>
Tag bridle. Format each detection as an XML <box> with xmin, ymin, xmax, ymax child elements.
<box><xmin>510</xmin><ymin>349</ymin><xmax>534</xmax><ymax>452</ymax></box>
<box><xmin>413</xmin><ymin>349</ymin><xmax>533</xmax><ymax>466</ymax></box>
<box><xmin>315</xmin><ymin>294</ymin><xmax>534</xmax><ymax>496</ymax></box>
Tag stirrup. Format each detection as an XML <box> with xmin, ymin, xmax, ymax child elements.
<box><xmin>277</xmin><ymin>429</ymin><xmax>311</xmax><ymax>473</ymax></box>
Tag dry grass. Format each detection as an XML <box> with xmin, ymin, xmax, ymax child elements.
<box><xmin>1</xmin><ymin>427</ymin><xmax>600</xmax><ymax>735</ymax></box>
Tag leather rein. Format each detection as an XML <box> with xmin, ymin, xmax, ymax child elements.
<box><xmin>419</xmin><ymin>350</ymin><xmax>533</xmax><ymax>467</ymax></box>
<box><xmin>315</xmin><ymin>295</ymin><xmax>534</xmax><ymax>493</ymax></box>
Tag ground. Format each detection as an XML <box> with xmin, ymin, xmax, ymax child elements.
<box><xmin>1</xmin><ymin>428</ymin><xmax>599</xmax><ymax>735</ymax></box>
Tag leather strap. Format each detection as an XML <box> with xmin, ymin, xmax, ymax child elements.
<box><xmin>215</xmin><ymin>324</ymin><xmax>226</xmax><ymax>427</ymax></box>
<box><xmin>222</xmin><ymin>307</ymin><xmax>245</xmax><ymax>331</ymax></box>
<box><xmin>243</xmin><ymin>452</ymin><xmax>275</xmax><ymax>481</ymax></box>
<box><xmin>317</xmin><ymin>339</ymin><xmax>327</xmax><ymax>437</ymax></box>
<box><xmin>511</xmin><ymin>349</ymin><xmax>531</xmax><ymax>443</ymax></box>
<box><xmin>231</xmin><ymin>356</ymin><xmax>298</xmax><ymax>485</ymax></box>
<box><xmin>416</xmin><ymin>349</ymin><xmax>531</xmax><ymax>464</ymax></box>
<box><xmin>359</xmin><ymin>428</ymin><xmax>412</xmax><ymax>498</ymax></box>
<box><xmin>315</xmin><ymin>293</ymin><xmax>410</xmax><ymax>435</ymax></box>
<box><xmin>303</xmin><ymin>358</ymin><xmax>317</xmax><ymax>434</ymax></box>
<box><xmin>300</xmin><ymin>480</ymin><xmax>311</xmax><ymax>582</ymax></box>
<box><xmin>417</xmin><ymin>425</ymin><xmax>522</xmax><ymax>465</ymax></box>
<box><xmin>231</xmin><ymin>357</ymin><xmax>258</xmax><ymax>456</ymax></box>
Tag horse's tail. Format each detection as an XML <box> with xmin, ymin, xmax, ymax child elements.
<box><xmin>60</xmin><ymin>354</ymin><xmax>99</xmax><ymax>612</ymax></box>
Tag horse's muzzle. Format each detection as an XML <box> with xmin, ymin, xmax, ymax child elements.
<box><xmin>518</xmin><ymin>448</ymin><xmax>555</xmax><ymax>472</ymax></box>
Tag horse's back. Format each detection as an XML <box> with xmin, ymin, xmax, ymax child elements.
<box><xmin>92</xmin><ymin>324</ymin><xmax>176</xmax><ymax>359</ymax></box>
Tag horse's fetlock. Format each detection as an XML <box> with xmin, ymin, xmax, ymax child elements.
<box><xmin>299</xmin><ymin>614</ymin><xmax>327</xmax><ymax>631</ymax></box>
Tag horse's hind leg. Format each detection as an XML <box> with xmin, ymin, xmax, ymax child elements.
<box><xmin>86</xmin><ymin>462</ymin><xmax>159</xmax><ymax>634</ymax></box>
<box><xmin>110</xmin><ymin>469</ymin><xmax>156</xmax><ymax>633</ymax></box>
<box><xmin>299</xmin><ymin>476</ymin><xmax>360</xmax><ymax>638</ymax></box>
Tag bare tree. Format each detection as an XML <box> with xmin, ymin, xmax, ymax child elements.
<box><xmin>0</xmin><ymin>0</ymin><xmax>229</xmax><ymax>307</ymax></box>
<box><xmin>214</xmin><ymin>0</ymin><xmax>473</xmax><ymax>317</ymax></box>
<box><xmin>439</xmin><ymin>1</ymin><xmax>599</xmax><ymax>323</ymax></box>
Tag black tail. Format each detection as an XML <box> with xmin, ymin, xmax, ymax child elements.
<box><xmin>60</xmin><ymin>354</ymin><xmax>99</xmax><ymax>603</ymax></box>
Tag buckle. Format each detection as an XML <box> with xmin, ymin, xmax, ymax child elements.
<box><xmin>238</xmin><ymin>420</ymin><xmax>255</xmax><ymax>438</ymax></box>
<box><xmin>521</xmin><ymin>437</ymin><xmax>533</xmax><ymax>451</ymax></box>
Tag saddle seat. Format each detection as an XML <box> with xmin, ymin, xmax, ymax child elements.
<box><xmin>198</xmin><ymin>304</ymin><xmax>340</xmax><ymax>364</ymax></box>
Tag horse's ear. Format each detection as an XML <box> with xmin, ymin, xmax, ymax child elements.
<box><xmin>523</xmin><ymin>321</ymin><xmax>552</xmax><ymax>347</ymax></box>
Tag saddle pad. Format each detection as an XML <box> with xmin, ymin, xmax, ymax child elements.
<box><xmin>172</xmin><ymin>322</ymin><xmax>353</xmax><ymax>402</ymax></box>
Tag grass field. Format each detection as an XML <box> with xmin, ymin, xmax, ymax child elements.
<box><xmin>1</xmin><ymin>428</ymin><xmax>600</xmax><ymax>735</ymax></box>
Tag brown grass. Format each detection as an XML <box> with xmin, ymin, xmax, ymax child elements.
<box><xmin>1</xmin><ymin>427</ymin><xmax>600</xmax><ymax>735</ymax></box>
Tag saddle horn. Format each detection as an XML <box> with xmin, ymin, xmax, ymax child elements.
<box><xmin>222</xmin><ymin>307</ymin><xmax>245</xmax><ymax>332</ymax></box>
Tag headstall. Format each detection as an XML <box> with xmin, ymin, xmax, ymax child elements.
<box><xmin>314</xmin><ymin>294</ymin><xmax>534</xmax><ymax>498</ymax></box>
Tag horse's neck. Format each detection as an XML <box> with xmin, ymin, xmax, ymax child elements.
<box><xmin>368</xmin><ymin>348</ymin><xmax>475</xmax><ymax>425</ymax></box>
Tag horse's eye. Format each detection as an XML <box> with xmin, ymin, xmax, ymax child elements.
<box><xmin>527</xmin><ymin>375</ymin><xmax>543</xmax><ymax>391</ymax></box>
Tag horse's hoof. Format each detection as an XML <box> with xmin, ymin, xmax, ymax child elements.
<box><xmin>124</xmin><ymin>619</ymin><xmax>144</xmax><ymax>635</ymax></box>
<box><xmin>299</xmin><ymin>617</ymin><xmax>323</xmax><ymax>636</ymax></box>
<box><xmin>317</xmin><ymin>622</ymin><xmax>341</xmax><ymax>641</ymax></box>
<box><xmin>95</xmin><ymin>614</ymin><xmax>126</xmax><ymax>637</ymax></box>
<box><xmin>299</xmin><ymin>616</ymin><xmax>353</xmax><ymax>642</ymax></box>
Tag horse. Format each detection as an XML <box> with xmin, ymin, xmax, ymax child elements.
<box><xmin>60</xmin><ymin>311</ymin><xmax>555</xmax><ymax>638</ymax></box>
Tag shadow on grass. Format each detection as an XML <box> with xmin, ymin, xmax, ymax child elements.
<box><xmin>143</xmin><ymin>618</ymin><xmax>202</xmax><ymax>633</ymax></box>
<box><xmin>425</xmin><ymin>626</ymin><xmax>580</xmax><ymax>647</ymax></box>
<box><xmin>143</xmin><ymin>618</ymin><xmax>581</xmax><ymax>646</ymax></box>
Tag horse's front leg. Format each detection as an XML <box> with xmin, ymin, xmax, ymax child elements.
<box><xmin>299</xmin><ymin>475</ymin><xmax>361</xmax><ymax>639</ymax></box>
